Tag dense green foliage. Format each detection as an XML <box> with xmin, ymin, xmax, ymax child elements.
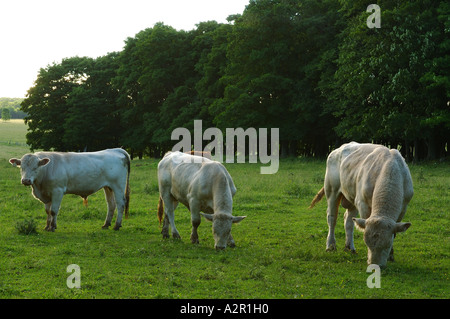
<box><xmin>0</xmin><ymin>98</ymin><xmax>25</xmax><ymax>120</ymax></box>
<box><xmin>21</xmin><ymin>0</ymin><xmax>449</xmax><ymax>160</ymax></box>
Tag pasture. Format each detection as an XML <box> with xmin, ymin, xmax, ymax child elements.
<box><xmin>0</xmin><ymin>120</ymin><xmax>448</xmax><ymax>299</ymax></box>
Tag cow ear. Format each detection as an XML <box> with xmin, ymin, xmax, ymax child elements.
<box><xmin>353</xmin><ymin>218</ymin><xmax>366</xmax><ymax>231</ymax></box>
<box><xmin>232</xmin><ymin>216</ymin><xmax>246</xmax><ymax>224</ymax></box>
<box><xmin>200</xmin><ymin>212</ymin><xmax>214</xmax><ymax>222</ymax></box>
<box><xmin>38</xmin><ymin>158</ymin><xmax>50</xmax><ymax>166</ymax></box>
<box><xmin>394</xmin><ymin>222</ymin><xmax>411</xmax><ymax>234</ymax></box>
<box><xmin>9</xmin><ymin>158</ymin><xmax>21</xmax><ymax>167</ymax></box>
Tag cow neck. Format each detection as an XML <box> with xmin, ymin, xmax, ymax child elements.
<box><xmin>370</xmin><ymin>164</ymin><xmax>404</xmax><ymax>221</ymax></box>
<box><xmin>212</xmin><ymin>175</ymin><xmax>233</xmax><ymax>215</ymax></box>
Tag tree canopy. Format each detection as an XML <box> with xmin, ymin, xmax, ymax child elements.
<box><xmin>21</xmin><ymin>0</ymin><xmax>449</xmax><ymax>160</ymax></box>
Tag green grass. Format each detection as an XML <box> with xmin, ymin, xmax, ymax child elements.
<box><xmin>0</xmin><ymin>120</ymin><xmax>33</xmax><ymax>161</ymax></box>
<box><xmin>0</xmin><ymin>120</ymin><xmax>448</xmax><ymax>298</ymax></box>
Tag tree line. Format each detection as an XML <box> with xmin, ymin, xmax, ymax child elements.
<box><xmin>0</xmin><ymin>98</ymin><xmax>26</xmax><ymax>120</ymax></box>
<box><xmin>21</xmin><ymin>0</ymin><xmax>449</xmax><ymax>161</ymax></box>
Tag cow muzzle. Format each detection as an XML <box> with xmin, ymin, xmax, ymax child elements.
<box><xmin>21</xmin><ymin>178</ymin><xmax>32</xmax><ymax>186</ymax></box>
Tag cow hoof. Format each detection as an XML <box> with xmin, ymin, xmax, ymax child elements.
<box><xmin>102</xmin><ymin>225</ymin><xmax>110</xmax><ymax>229</ymax></box>
<box><xmin>326</xmin><ymin>244</ymin><xmax>336</xmax><ymax>251</ymax></box>
<box><xmin>44</xmin><ymin>225</ymin><xmax>55</xmax><ymax>232</ymax></box>
<box><xmin>173</xmin><ymin>233</ymin><xmax>181</xmax><ymax>239</ymax></box>
<box><xmin>344</xmin><ymin>246</ymin><xmax>356</xmax><ymax>254</ymax></box>
<box><xmin>161</xmin><ymin>228</ymin><xmax>170</xmax><ymax>238</ymax></box>
<box><xmin>190</xmin><ymin>234</ymin><xmax>199</xmax><ymax>244</ymax></box>
<box><xmin>113</xmin><ymin>225</ymin><xmax>121</xmax><ymax>231</ymax></box>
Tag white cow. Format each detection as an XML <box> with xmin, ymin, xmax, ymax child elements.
<box><xmin>310</xmin><ymin>142</ymin><xmax>413</xmax><ymax>267</ymax></box>
<box><xmin>157</xmin><ymin>151</ymin><xmax>246</xmax><ymax>250</ymax></box>
<box><xmin>9</xmin><ymin>148</ymin><xmax>131</xmax><ymax>231</ymax></box>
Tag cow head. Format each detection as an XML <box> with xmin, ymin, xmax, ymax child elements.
<box><xmin>9</xmin><ymin>154</ymin><xmax>50</xmax><ymax>186</ymax></box>
<box><xmin>353</xmin><ymin>216</ymin><xmax>411</xmax><ymax>267</ymax></box>
<box><xmin>200</xmin><ymin>212</ymin><xmax>246</xmax><ymax>250</ymax></box>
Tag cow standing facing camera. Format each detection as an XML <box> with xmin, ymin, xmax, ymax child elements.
<box><xmin>9</xmin><ymin>148</ymin><xmax>131</xmax><ymax>231</ymax></box>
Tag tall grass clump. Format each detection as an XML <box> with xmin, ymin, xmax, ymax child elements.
<box><xmin>15</xmin><ymin>218</ymin><xmax>38</xmax><ymax>235</ymax></box>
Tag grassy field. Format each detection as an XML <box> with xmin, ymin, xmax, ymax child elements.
<box><xmin>0</xmin><ymin>120</ymin><xmax>448</xmax><ymax>299</ymax></box>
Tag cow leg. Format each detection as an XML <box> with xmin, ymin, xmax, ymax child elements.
<box><xmin>389</xmin><ymin>237</ymin><xmax>395</xmax><ymax>262</ymax></box>
<box><xmin>325</xmin><ymin>192</ymin><xmax>341</xmax><ymax>251</ymax></box>
<box><xmin>111</xmin><ymin>185</ymin><xmax>126</xmax><ymax>231</ymax></box>
<box><xmin>341</xmin><ymin>196</ymin><xmax>358</xmax><ymax>253</ymax></box>
<box><xmin>102</xmin><ymin>186</ymin><xmax>116</xmax><ymax>229</ymax></box>
<box><xmin>389</xmin><ymin>204</ymin><xmax>408</xmax><ymax>261</ymax></box>
<box><xmin>344</xmin><ymin>208</ymin><xmax>358</xmax><ymax>253</ymax></box>
<box><xmin>44</xmin><ymin>202</ymin><xmax>52</xmax><ymax>231</ymax></box>
<box><xmin>161</xmin><ymin>212</ymin><xmax>170</xmax><ymax>239</ymax></box>
<box><xmin>162</xmin><ymin>195</ymin><xmax>181</xmax><ymax>239</ymax></box>
<box><xmin>189</xmin><ymin>199</ymin><xmax>201</xmax><ymax>244</ymax></box>
<box><xmin>47</xmin><ymin>190</ymin><xmax>63</xmax><ymax>232</ymax></box>
<box><xmin>228</xmin><ymin>233</ymin><xmax>236</xmax><ymax>248</ymax></box>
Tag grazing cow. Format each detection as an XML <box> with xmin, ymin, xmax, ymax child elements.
<box><xmin>309</xmin><ymin>142</ymin><xmax>413</xmax><ymax>267</ymax></box>
<box><xmin>157</xmin><ymin>151</ymin><xmax>245</xmax><ymax>250</ymax></box>
<box><xmin>9</xmin><ymin>148</ymin><xmax>131</xmax><ymax>231</ymax></box>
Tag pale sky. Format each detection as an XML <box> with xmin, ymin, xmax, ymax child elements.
<box><xmin>0</xmin><ymin>0</ymin><xmax>249</xmax><ymax>98</ymax></box>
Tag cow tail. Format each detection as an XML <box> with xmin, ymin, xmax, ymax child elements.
<box><xmin>124</xmin><ymin>152</ymin><xmax>131</xmax><ymax>219</ymax></box>
<box><xmin>309</xmin><ymin>186</ymin><xmax>325</xmax><ymax>209</ymax></box>
<box><xmin>157</xmin><ymin>196</ymin><xmax>164</xmax><ymax>226</ymax></box>
<box><xmin>82</xmin><ymin>196</ymin><xmax>88</xmax><ymax>207</ymax></box>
